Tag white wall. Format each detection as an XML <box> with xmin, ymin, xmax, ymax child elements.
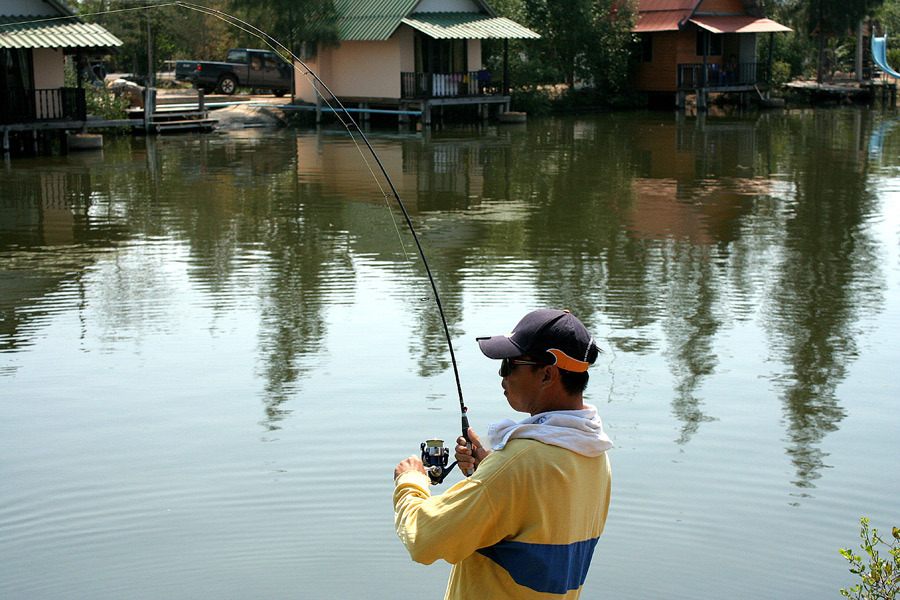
<box><xmin>467</xmin><ymin>39</ymin><xmax>482</xmax><ymax>71</ymax></box>
<box><xmin>331</xmin><ymin>40</ymin><xmax>401</xmax><ymax>98</ymax></box>
<box><xmin>399</xmin><ymin>26</ymin><xmax>415</xmax><ymax>72</ymax></box>
<box><xmin>294</xmin><ymin>49</ymin><xmax>329</xmax><ymax>104</ymax></box>
<box><xmin>296</xmin><ymin>38</ymin><xmax>403</xmax><ymax>101</ymax></box>
<box><xmin>33</xmin><ymin>48</ymin><xmax>65</xmax><ymax>88</ymax></box>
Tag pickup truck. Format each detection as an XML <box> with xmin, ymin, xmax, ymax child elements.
<box><xmin>175</xmin><ymin>48</ymin><xmax>292</xmax><ymax>96</ymax></box>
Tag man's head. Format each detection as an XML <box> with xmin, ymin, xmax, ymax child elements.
<box><xmin>476</xmin><ymin>309</ymin><xmax>599</xmax><ymax>398</ymax></box>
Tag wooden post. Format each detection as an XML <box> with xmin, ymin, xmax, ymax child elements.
<box><xmin>503</xmin><ymin>39</ymin><xmax>510</xmax><ymax>96</ymax></box>
<box><xmin>856</xmin><ymin>20</ymin><xmax>864</xmax><ymax>82</ymax></box>
<box><xmin>702</xmin><ymin>31</ymin><xmax>708</xmax><ymax>88</ymax></box>
<box><xmin>316</xmin><ymin>85</ymin><xmax>322</xmax><ymax>124</ymax></box>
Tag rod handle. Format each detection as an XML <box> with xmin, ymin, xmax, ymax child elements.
<box><xmin>461</xmin><ymin>410</ymin><xmax>474</xmax><ymax>477</ymax></box>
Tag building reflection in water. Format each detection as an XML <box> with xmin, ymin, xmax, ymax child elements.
<box><xmin>0</xmin><ymin>165</ymin><xmax>125</xmax><ymax>359</ymax></box>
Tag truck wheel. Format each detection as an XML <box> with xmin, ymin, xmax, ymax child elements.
<box><xmin>217</xmin><ymin>74</ymin><xmax>238</xmax><ymax>95</ymax></box>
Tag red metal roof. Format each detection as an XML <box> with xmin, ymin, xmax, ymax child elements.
<box><xmin>634</xmin><ymin>10</ymin><xmax>694</xmax><ymax>32</ymax></box>
<box><xmin>637</xmin><ymin>0</ymin><xmax>698</xmax><ymax>10</ymax></box>
<box><xmin>689</xmin><ymin>15</ymin><xmax>792</xmax><ymax>33</ymax></box>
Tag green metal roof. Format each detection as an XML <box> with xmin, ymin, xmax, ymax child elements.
<box><xmin>333</xmin><ymin>0</ymin><xmax>536</xmax><ymax>41</ymax></box>
<box><xmin>0</xmin><ymin>15</ymin><xmax>123</xmax><ymax>50</ymax></box>
<box><xmin>401</xmin><ymin>13</ymin><xmax>539</xmax><ymax>39</ymax></box>
<box><xmin>335</xmin><ymin>0</ymin><xmax>419</xmax><ymax>41</ymax></box>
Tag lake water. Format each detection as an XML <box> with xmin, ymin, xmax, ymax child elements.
<box><xmin>1</xmin><ymin>108</ymin><xmax>898</xmax><ymax>600</ymax></box>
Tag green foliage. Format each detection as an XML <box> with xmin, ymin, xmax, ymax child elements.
<box><xmin>839</xmin><ymin>518</ymin><xmax>900</xmax><ymax>600</ymax></box>
<box><xmin>805</xmin><ymin>0</ymin><xmax>884</xmax><ymax>35</ymax></box>
<box><xmin>771</xmin><ymin>60</ymin><xmax>792</xmax><ymax>86</ymax></box>
<box><xmin>73</xmin><ymin>0</ymin><xmax>338</xmax><ymax>76</ymax></box>
<box><xmin>888</xmin><ymin>48</ymin><xmax>900</xmax><ymax>72</ymax></box>
<box><xmin>225</xmin><ymin>0</ymin><xmax>339</xmax><ymax>55</ymax></box>
<box><xmin>75</xmin><ymin>1</ymin><xmax>204</xmax><ymax>78</ymax></box>
<box><xmin>759</xmin><ymin>0</ymin><xmax>888</xmax><ymax>82</ymax></box>
<box><xmin>486</xmin><ymin>0</ymin><xmax>634</xmax><ymax>98</ymax></box>
<box><xmin>876</xmin><ymin>0</ymin><xmax>900</xmax><ymax>34</ymax></box>
<box><xmin>64</xmin><ymin>60</ymin><xmax>130</xmax><ymax>121</ymax></box>
<box><xmin>85</xmin><ymin>85</ymin><xmax>131</xmax><ymax>121</ymax></box>
<box><xmin>510</xmin><ymin>87</ymin><xmax>554</xmax><ymax>116</ymax></box>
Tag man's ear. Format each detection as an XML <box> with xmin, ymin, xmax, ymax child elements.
<box><xmin>540</xmin><ymin>365</ymin><xmax>558</xmax><ymax>387</ymax></box>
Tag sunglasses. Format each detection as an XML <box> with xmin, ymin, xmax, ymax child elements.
<box><xmin>499</xmin><ymin>357</ymin><xmax>547</xmax><ymax>377</ymax></box>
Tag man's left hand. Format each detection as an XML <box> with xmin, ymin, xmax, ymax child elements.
<box><xmin>394</xmin><ymin>456</ymin><xmax>425</xmax><ymax>480</ymax></box>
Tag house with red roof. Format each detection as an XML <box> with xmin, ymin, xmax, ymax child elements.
<box><xmin>632</xmin><ymin>0</ymin><xmax>790</xmax><ymax>107</ymax></box>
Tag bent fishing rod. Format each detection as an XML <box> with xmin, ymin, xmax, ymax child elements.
<box><xmin>170</xmin><ymin>2</ymin><xmax>473</xmax><ymax>482</ymax></box>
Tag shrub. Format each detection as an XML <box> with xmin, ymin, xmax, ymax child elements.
<box><xmin>771</xmin><ymin>61</ymin><xmax>792</xmax><ymax>87</ymax></box>
<box><xmin>510</xmin><ymin>88</ymin><xmax>553</xmax><ymax>116</ymax></box>
<box><xmin>85</xmin><ymin>85</ymin><xmax>131</xmax><ymax>121</ymax></box>
<box><xmin>839</xmin><ymin>518</ymin><xmax>900</xmax><ymax>600</ymax></box>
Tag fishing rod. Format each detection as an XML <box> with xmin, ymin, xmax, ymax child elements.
<box><xmin>170</xmin><ymin>2</ymin><xmax>473</xmax><ymax>482</ymax></box>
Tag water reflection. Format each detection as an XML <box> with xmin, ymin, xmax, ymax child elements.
<box><xmin>0</xmin><ymin>110</ymin><xmax>892</xmax><ymax>492</ymax></box>
<box><xmin>0</xmin><ymin>165</ymin><xmax>127</xmax><ymax>358</ymax></box>
<box><xmin>765</xmin><ymin>111</ymin><xmax>884</xmax><ymax>490</ymax></box>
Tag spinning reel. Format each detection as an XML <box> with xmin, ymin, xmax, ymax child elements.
<box><xmin>420</xmin><ymin>439</ymin><xmax>459</xmax><ymax>484</ymax></box>
<box><xmin>419</xmin><ymin>411</ymin><xmax>475</xmax><ymax>485</ymax></box>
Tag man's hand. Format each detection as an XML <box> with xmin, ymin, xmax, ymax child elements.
<box><xmin>394</xmin><ymin>455</ymin><xmax>425</xmax><ymax>480</ymax></box>
<box><xmin>455</xmin><ymin>427</ymin><xmax>490</xmax><ymax>474</ymax></box>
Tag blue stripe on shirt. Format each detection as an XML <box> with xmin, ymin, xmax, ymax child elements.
<box><xmin>476</xmin><ymin>537</ymin><xmax>599</xmax><ymax>594</ymax></box>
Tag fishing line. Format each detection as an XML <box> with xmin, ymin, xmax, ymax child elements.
<box><xmin>0</xmin><ymin>4</ymin><xmax>179</xmax><ymax>27</ymax></box>
<box><xmin>170</xmin><ymin>2</ymin><xmax>468</xmax><ymax>424</ymax></box>
<box><xmin>177</xmin><ymin>4</ymin><xmax>415</xmax><ymax>269</ymax></box>
<box><xmin>9</xmin><ymin>1</ymin><xmax>475</xmax><ymax>471</ymax></box>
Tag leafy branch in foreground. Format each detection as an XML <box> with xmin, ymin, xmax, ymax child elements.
<box><xmin>840</xmin><ymin>518</ymin><xmax>900</xmax><ymax>599</ymax></box>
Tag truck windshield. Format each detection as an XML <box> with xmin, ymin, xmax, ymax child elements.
<box><xmin>226</xmin><ymin>49</ymin><xmax>248</xmax><ymax>64</ymax></box>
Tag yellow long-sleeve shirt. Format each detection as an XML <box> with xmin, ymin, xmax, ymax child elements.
<box><xmin>393</xmin><ymin>439</ymin><xmax>611</xmax><ymax>600</ymax></box>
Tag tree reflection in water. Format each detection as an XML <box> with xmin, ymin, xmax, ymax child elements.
<box><xmin>0</xmin><ymin>111</ymin><xmax>891</xmax><ymax>492</ymax></box>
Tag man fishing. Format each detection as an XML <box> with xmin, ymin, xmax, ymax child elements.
<box><xmin>393</xmin><ymin>309</ymin><xmax>613</xmax><ymax>599</ymax></box>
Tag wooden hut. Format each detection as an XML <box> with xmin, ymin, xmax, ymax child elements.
<box><xmin>632</xmin><ymin>0</ymin><xmax>791</xmax><ymax>107</ymax></box>
<box><xmin>1</xmin><ymin>0</ymin><xmax>122</xmax><ymax>154</ymax></box>
<box><xmin>294</xmin><ymin>0</ymin><xmax>539</xmax><ymax>124</ymax></box>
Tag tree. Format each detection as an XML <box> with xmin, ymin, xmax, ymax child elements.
<box><xmin>225</xmin><ymin>0</ymin><xmax>339</xmax><ymax>57</ymax></box>
<box><xmin>76</xmin><ymin>0</ymin><xmax>235</xmax><ymax>75</ymax></box>
<box><xmin>488</xmin><ymin>0</ymin><xmax>634</xmax><ymax>95</ymax></box>
<box><xmin>803</xmin><ymin>0</ymin><xmax>885</xmax><ymax>81</ymax></box>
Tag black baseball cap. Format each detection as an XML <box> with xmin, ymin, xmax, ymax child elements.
<box><xmin>476</xmin><ymin>309</ymin><xmax>598</xmax><ymax>373</ymax></box>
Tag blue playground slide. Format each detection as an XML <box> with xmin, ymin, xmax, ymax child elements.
<box><xmin>872</xmin><ymin>36</ymin><xmax>900</xmax><ymax>78</ymax></box>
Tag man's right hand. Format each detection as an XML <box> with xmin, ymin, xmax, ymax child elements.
<box><xmin>455</xmin><ymin>427</ymin><xmax>490</xmax><ymax>474</ymax></box>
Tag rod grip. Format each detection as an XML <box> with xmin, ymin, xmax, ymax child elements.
<box><xmin>461</xmin><ymin>411</ymin><xmax>474</xmax><ymax>477</ymax></box>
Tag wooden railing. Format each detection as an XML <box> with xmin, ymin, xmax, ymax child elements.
<box><xmin>0</xmin><ymin>88</ymin><xmax>87</xmax><ymax>124</ymax></box>
<box><xmin>401</xmin><ymin>71</ymin><xmax>499</xmax><ymax>99</ymax></box>
<box><xmin>677</xmin><ymin>62</ymin><xmax>769</xmax><ymax>90</ymax></box>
